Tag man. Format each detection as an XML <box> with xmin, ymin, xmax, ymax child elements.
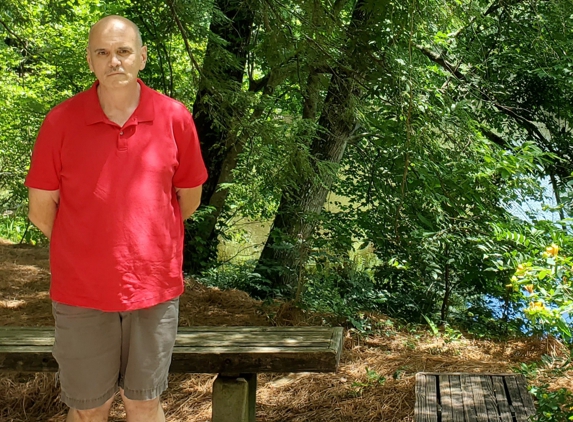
<box><xmin>25</xmin><ymin>15</ymin><xmax>207</xmax><ymax>422</ymax></box>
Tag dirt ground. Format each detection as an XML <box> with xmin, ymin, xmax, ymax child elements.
<box><xmin>0</xmin><ymin>239</ymin><xmax>571</xmax><ymax>421</ymax></box>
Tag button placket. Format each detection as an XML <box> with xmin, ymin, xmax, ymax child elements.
<box><xmin>117</xmin><ymin>129</ymin><xmax>128</xmax><ymax>151</ymax></box>
<box><xmin>117</xmin><ymin>119</ymin><xmax>138</xmax><ymax>151</ymax></box>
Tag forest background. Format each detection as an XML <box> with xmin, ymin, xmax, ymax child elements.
<box><xmin>2</xmin><ymin>0</ymin><xmax>573</xmax><ymax>383</ymax></box>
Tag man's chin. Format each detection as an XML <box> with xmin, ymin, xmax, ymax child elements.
<box><xmin>100</xmin><ymin>76</ymin><xmax>135</xmax><ymax>88</ymax></box>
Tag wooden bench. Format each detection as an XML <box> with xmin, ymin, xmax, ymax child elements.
<box><xmin>415</xmin><ymin>372</ymin><xmax>536</xmax><ymax>421</ymax></box>
<box><xmin>0</xmin><ymin>326</ymin><xmax>344</xmax><ymax>422</ymax></box>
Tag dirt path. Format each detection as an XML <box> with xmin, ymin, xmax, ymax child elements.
<box><xmin>0</xmin><ymin>241</ymin><xmax>569</xmax><ymax>421</ymax></box>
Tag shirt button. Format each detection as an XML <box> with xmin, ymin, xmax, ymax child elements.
<box><xmin>119</xmin><ymin>131</ymin><xmax>124</xmax><ymax>135</ymax></box>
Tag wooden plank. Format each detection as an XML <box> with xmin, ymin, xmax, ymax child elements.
<box><xmin>1</xmin><ymin>337</ymin><xmax>332</xmax><ymax>348</ymax></box>
<box><xmin>415</xmin><ymin>373</ymin><xmax>535</xmax><ymax>422</ymax></box>
<box><xmin>418</xmin><ymin>372</ymin><xmax>518</xmax><ymax>377</ymax></box>
<box><xmin>514</xmin><ymin>374</ymin><xmax>536</xmax><ymax>418</ymax></box>
<box><xmin>0</xmin><ymin>337</ymin><xmax>54</xmax><ymax>346</ymax></box>
<box><xmin>469</xmin><ymin>375</ymin><xmax>490</xmax><ymax>422</ymax></box>
<box><xmin>0</xmin><ymin>349</ymin><xmax>57</xmax><ymax>372</ymax></box>
<box><xmin>448</xmin><ymin>375</ymin><xmax>465</xmax><ymax>422</ymax></box>
<box><xmin>177</xmin><ymin>332</ymin><xmax>335</xmax><ymax>341</ymax></box>
<box><xmin>0</xmin><ymin>327</ymin><xmax>339</xmax><ymax>346</ymax></box>
<box><xmin>0</xmin><ymin>329</ymin><xmax>333</xmax><ymax>341</ymax></box>
<box><xmin>0</xmin><ymin>326</ymin><xmax>339</xmax><ymax>335</ymax></box>
<box><xmin>414</xmin><ymin>373</ymin><xmax>425</xmax><ymax>422</ymax></box>
<box><xmin>0</xmin><ymin>326</ymin><xmax>344</xmax><ymax>374</ymax></box>
<box><xmin>505</xmin><ymin>375</ymin><xmax>528</xmax><ymax>421</ymax></box>
<box><xmin>171</xmin><ymin>351</ymin><xmax>339</xmax><ymax>373</ymax></box>
<box><xmin>491</xmin><ymin>376</ymin><xmax>513</xmax><ymax>422</ymax></box>
<box><xmin>439</xmin><ymin>375</ymin><xmax>454</xmax><ymax>422</ymax></box>
<box><xmin>180</xmin><ymin>326</ymin><xmax>337</xmax><ymax>333</ymax></box>
<box><xmin>427</xmin><ymin>373</ymin><xmax>438</xmax><ymax>422</ymax></box>
<box><xmin>478</xmin><ymin>375</ymin><xmax>501</xmax><ymax>422</ymax></box>
<box><xmin>414</xmin><ymin>373</ymin><xmax>438</xmax><ymax>422</ymax></box>
<box><xmin>460</xmin><ymin>374</ymin><xmax>477</xmax><ymax>422</ymax></box>
<box><xmin>0</xmin><ymin>347</ymin><xmax>340</xmax><ymax>373</ymax></box>
<box><xmin>178</xmin><ymin>338</ymin><xmax>331</xmax><ymax>348</ymax></box>
<box><xmin>0</xmin><ymin>326</ymin><xmax>343</xmax><ymax>340</ymax></box>
<box><xmin>330</xmin><ymin>325</ymin><xmax>344</xmax><ymax>366</ymax></box>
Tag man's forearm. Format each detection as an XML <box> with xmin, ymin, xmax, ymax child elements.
<box><xmin>28</xmin><ymin>208</ymin><xmax>57</xmax><ymax>240</ymax></box>
<box><xmin>28</xmin><ymin>188</ymin><xmax>60</xmax><ymax>240</ymax></box>
<box><xmin>176</xmin><ymin>186</ymin><xmax>202</xmax><ymax>220</ymax></box>
<box><xmin>178</xmin><ymin>196</ymin><xmax>200</xmax><ymax>220</ymax></box>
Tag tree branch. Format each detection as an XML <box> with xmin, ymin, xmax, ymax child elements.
<box><xmin>479</xmin><ymin>125</ymin><xmax>508</xmax><ymax>148</ymax></box>
<box><xmin>165</xmin><ymin>0</ymin><xmax>203</xmax><ymax>76</ymax></box>
<box><xmin>416</xmin><ymin>44</ymin><xmax>550</xmax><ymax>147</ymax></box>
<box><xmin>0</xmin><ymin>18</ymin><xmax>30</xmax><ymax>54</ymax></box>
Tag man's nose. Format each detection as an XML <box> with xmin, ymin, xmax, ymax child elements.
<box><xmin>109</xmin><ymin>54</ymin><xmax>121</xmax><ymax>67</ymax></box>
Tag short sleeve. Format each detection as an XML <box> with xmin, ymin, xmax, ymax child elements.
<box><xmin>24</xmin><ymin>114</ymin><xmax>63</xmax><ymax>190</ymax></box>
<box><xmin>173</xmin><ymin>113</ymin><xmax>208</xmax><ymax>188</ymax></box>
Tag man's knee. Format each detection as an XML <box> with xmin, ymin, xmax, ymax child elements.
<box><xmin>67</xmin><ymin>395</ymin><xmax>114</xmax><ymax>422</ymax></box>
<box><xmin>121</xmin><ymin>389</ymin><xmax>163</xmax><ymax>419</ymax></box>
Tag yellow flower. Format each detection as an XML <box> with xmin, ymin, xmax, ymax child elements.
<box><xmin>529</xmin><ymin>301</ymin><xmax>545</xmax><ymax>310</ymax></box>
<box><xmin>545</xmin><ymin>243</ymin><xmax>559</xmax><ymax>257</ymax></box>
<box><xmin>524</xmin><ymin>284</ymin><xmax>534</xmax><ymax>294</ymax></box>
<box><xmin>515</xmin><ymin>263</ymin><xmax>531</xmax><ymax>276</ymax></box>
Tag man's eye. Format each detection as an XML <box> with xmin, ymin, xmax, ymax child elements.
<box><xmin>97</xmin><ymin>51</ymin><xmax>107</xmax><ymax>56</ymax></box>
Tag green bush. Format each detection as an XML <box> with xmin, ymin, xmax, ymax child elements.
<box><xmin>530</xmin><ymin>384</ymin><xmax>573</xmax><ymax>422</ymax></box>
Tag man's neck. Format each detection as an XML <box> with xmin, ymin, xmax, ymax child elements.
<box><xmin>97</xmin><ymin>81</ymin><xmax>141</xmax><ymax>126</ymax></box>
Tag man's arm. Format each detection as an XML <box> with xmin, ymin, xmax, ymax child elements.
<box><xmin>28</xmin><ymin>188</ymin><xmax>60</xmax><ymax>240</ymax></box>
<box><xmin>175</xmin><ymin>185</ymin><xmax>202</xmax><ymax>220</ymax></box>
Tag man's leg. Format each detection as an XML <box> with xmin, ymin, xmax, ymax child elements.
<box><xmin>52</xmin><ymin>302</ymin><xmax>121</xmax><ymax>420</ymax></box>
<box><xmin>120</xmin><ymin>389</ymin><xmax>165</xmax><ymax>422</ymax></box>
<box><xmin>119</xmin><ymin>298</ymin><xmax>179</xmax><ymax>422</ymax></box>
<box><xmin>66</xmin><ymin>396</ymin><xmax>115</xmax><ymax>422</ymax></box>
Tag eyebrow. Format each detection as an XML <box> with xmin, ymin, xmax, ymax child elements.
<box><xmin>92</xmin><ymin>46</ymin><xmax>135</xmax><ymax>52</ymax></box>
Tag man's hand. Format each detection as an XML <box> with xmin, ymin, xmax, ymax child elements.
<box><xmin>175</xmin><ymin>185</ymin><xmax>202</xmax><ymax>220</ymax></box>
<box><xmin>28</xmin><ymin>188</ymin><xmax>60</xmax><ymax>240</ymax></box>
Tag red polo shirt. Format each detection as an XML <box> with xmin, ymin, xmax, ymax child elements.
<box><xmin>25</xmin><ymin>80</ymin><xmax>208</xmax><ymax>311</ymax></box>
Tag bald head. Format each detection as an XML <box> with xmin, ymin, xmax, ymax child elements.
<box><xmin>88</xmin><ymin>15</ymin><xmax>143</xmax><ymax>48</ymax></box>
<box><xmin>86</xmin><ymin>15</ymin><xmax>147</xmax><ymax>91</ymax></box>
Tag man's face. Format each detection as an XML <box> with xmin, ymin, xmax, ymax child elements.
<box><xmin>86</xmin><ymin>18</ymin><xmax>147</xmax><ymax>90</ymax></box>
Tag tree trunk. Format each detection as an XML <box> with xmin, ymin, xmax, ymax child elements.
<box><xmin>183</xmin><ymin>0</ymin><xmax>254</xmax><ymax>273</ymax></box>
<box><xmin>440</xmin><ymin>262</ymin><xmax>451</xmax><ymax>323</ymax></box>
<box><xmin>255</xmin><ymin>1</ymin><xmax>369</xmax><ymax>298</ymax></box>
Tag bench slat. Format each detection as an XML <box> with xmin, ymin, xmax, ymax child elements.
<box><xmin>0</xmin><ymin>326</ymin><xmax>344</xmax><ymax>374</ymax></box>
<box><xmin>2</xmin><ymin>337</ymin><xmax>332</xmax><ymax>347</ymax></box>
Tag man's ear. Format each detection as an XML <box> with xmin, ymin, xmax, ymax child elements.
<box><xmin>86</xmin><ymin>48</ymin><xmax>94</xmax><ymax>72</ymax></box>
<box><xmin>140</xmin><ymin>45</ymin><xmax>148</xmax><ymax>70</ymax></box>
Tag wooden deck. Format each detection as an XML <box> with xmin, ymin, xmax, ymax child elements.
<box><xmin>415</xmin><ymin>372</ymin><xmax>536</xmax><ymax>422</ymax></box>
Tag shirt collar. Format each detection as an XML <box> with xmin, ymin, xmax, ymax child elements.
<box><xmin>84</xmin><ymin>78</ymin><xmax>155</xmax><ymax>126</ymax></box>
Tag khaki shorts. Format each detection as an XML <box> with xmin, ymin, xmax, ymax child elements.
<box><xmin>52</xmin><ymin>298</ymin><xmax>179</xmax><ymax>410</ymax></box>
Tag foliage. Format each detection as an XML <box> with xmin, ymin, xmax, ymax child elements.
<box><xmin>350</xmin><ymin>367</ymin><xmax>386</xmax><ymax>397</ymax></box>
<box><xmin>301</xmin><ymin>249</ymin><xmax>387</xmax><ymax>330</ymax></box>
<box><xmin>530</xmin><ymin>384</ymin><xmax>573</xmax><ymax>422</ymax></box>
<box><xmin>511</xmin><ymin>238</ymin><xmax>573</xmax><ymax>341</ymax></box>
<box><xmin>0</xmin><ymin>214</ymin><xmax>43</xmax><ymax>245</ymax></box>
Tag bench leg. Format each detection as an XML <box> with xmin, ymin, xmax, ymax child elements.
<box><xmin>212</xmin><ymin>373</ymin><xmax>257</xmax><ymax>422</ymax></box>
<box><xmin>241</xmin><ymin>373</ymin><xmax>257</xmax><ymax>422</ymax></box>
